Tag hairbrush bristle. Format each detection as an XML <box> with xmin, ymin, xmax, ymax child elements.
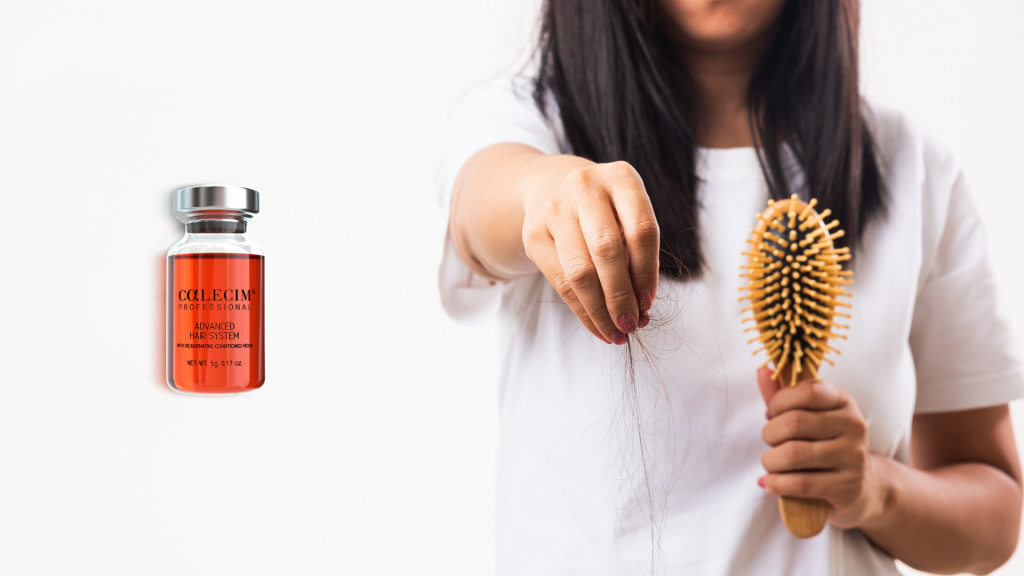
<box><xmin>739</xmin><ymin>195</ymin><xmax>852</xmax><ymax>387</ymax></box>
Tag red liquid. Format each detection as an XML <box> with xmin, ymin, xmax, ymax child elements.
<box><xmin>167</xmin><ymin>254</ymin><xmax>265</xmax><ymax>394</ymax></box>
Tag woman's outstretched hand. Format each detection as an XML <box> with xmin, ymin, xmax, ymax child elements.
<box><xmin>756</xmin><ymin>367</ymin><xmax>890</xmax><ymax>529</ymax></box>
<box><xmin>521</xmin><ymin>161</ymin><xmax>660</xmax><ymax>345</ymax></box>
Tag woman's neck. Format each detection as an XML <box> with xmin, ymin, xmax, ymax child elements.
<box><xmin>678</xmin><ymin>29</ymin><xmax>774</xmax><ymax>149</ymax></box>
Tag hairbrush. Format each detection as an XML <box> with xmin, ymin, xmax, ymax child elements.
<box><xmin>739</xmin><ymin>194</ymin><xmax>853</xmax><ymax>538</ymax></box>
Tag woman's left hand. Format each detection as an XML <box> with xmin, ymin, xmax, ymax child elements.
<box><xmin>757</xmin><ymin>367</ymin><xmax>890</xmax><ymax>529</ymax></box>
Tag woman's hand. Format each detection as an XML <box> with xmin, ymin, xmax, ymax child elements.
<box><xmin>449</xmin><ymin>145</ymin><xmax>659</xmax><ymax>345</ymax></box>
<box><xmin>756</xmin><ymin>367</ymin><xmax>890</xmax><ymax>529</ymax></box>
<box><xmin>520</xmin><ymin>160</ymin><xmax>660</xmax><ymax>345</ymax></box>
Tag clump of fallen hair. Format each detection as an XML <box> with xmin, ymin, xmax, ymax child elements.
<box><xmin>612</xmin><ymin>248</ymin><xmax>693</xmax><ymax>575</ymax></box>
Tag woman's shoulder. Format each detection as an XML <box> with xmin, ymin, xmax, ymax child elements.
<box><xmin>445</xmin><ymin>75</ymin><xmax>567</xmax><ymax>154</ymax></box>
<box><xmin>864</xmin><ymin>99</ymin><xmax>961</xmax><ymax>189</ymax></box>
<box><xmin>863</xmin><ymin>101</ymin><xmax>984</xmax><ymax>297</ymax></box>
<box><xmin>460</xmin><ymin>75</ymin><xmax>540</xmax><ymax>103</ymax></box>
<box><xmin>450</xmin><ymin>76</ymin><xmax>550</xmax><ymax>125</ymax></box>
<box><xmin>435</xmin><ymin>76</ymin><xmax>566</xmax><ymax>211</ymax></box>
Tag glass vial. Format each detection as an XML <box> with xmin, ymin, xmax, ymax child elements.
<box><xmin>166</xmin><ymin>185</ymin><xmax>265</xmax><ymax>395</ymax></box>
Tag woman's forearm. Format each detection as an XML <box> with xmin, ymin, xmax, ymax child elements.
<box><xmin>448</xmin><ymin>143</ymin><xmax>592</xmax><ymax>281</ymax></box>
<box><xmin>862</xmin><ymin>457</ymin><xmax>1022</xmax><ymax>574</ymax></box>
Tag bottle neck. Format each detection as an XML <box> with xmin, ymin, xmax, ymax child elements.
<box><xmin>186</xmin><ymin>219</ymin><xmax>247</xmax><ymax>234</ymax></box>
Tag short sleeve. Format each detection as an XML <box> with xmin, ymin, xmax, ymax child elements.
<box><xmin>434</xmin><ymin>76</ymin><xmax>565</xmax><ymax>324</ymax></box>
<box><xmin>909</xmin><ymin>170</ymin><xmax>1024</xmax><ymax>413</ymax></box>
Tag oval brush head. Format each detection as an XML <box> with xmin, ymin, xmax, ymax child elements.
<box><xmin>739</xmin><ymin>194</ymin><xmax>853</xmax><ymax>538</ymax></box>
<box><xmin>740</xmin><ymin>194</ymin><xmax>852</xmax><ymax>387</ymax></box>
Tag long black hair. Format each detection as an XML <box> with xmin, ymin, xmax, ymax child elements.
<box><xmin>534</xmin><ymin>0</ymin><xmax>885</xmax><ymax>278</ymax></box>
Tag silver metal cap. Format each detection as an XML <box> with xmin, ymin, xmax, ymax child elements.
<box><xmin>173</xmin><ymin>185</ymin><xmax>260</xmax><ymax>223</ymax></box>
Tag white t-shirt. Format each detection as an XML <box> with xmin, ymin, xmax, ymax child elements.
<box><xmin>434</xmin><ymin>76</ymin><xmax>1024</xmax><ymax>576</ymax></box>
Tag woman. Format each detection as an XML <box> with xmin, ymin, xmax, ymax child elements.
<box><xmin>436</xmin><ymin>0</ymin><xmax>1023</xmax><ymax>574</ymax></box>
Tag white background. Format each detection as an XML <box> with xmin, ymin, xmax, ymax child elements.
<box><xmin>0</xmin><ymin>1</ymin><xmax>1020</xmax><ymax>575</ymax></box>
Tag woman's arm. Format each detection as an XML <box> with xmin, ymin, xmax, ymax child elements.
<box><xmin>757</xmin><ymin>368</ymin><xmax>1022</xmax><ymax>575</ymax></box>
<box><xmin>448</xmin><ymin>142</ymin><xmax>661</xmax><ymax>343</ymax></box>
<box><xmin>865</xmin><ymin>406</ymin><xmax>1023</xmax><ymax>574</ymax></box>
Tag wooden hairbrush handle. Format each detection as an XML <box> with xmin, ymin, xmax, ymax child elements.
<box><xmin>779</xmin><ymin>496</ymin><xmax>829</xmax><ymax>538</ymax></box>
<box><xmin>775</xmin><ymin>361</ymin><xmax>829</xmax><ymax>538</ymax></box>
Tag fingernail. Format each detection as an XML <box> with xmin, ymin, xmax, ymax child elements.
<box><xmin>637</xmin><ymin>291</ymin><xmax>652</xmax><ymax>312</ymax></box>
<box><xmin>757</xmin><ymin>476</ymin><xmax>766</xmax><ymax>488</ymax></box>
<box><xmin>611</xmin><ymin>329</ymin><xmax>626</xmax><ymax>345</ymax></box>
<box><xmin>618</xmin><ymin>313</ymin><xmax>637</xmax><ymax>334</ymax></box>
<box><xmin>765</xmin><ymin>409</ymin><xmax>772</xmax><ymax>420</ymax></box>
<box><xmin>638</xmin><ymin>310</ymin><xmax>650</xmax><ymax>329</ymax></box>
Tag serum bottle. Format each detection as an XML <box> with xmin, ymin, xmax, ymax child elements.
<box><xmin>167</xmin><ymin>185</ymin><xmax>265</xmax><ymax>395</ymax></box>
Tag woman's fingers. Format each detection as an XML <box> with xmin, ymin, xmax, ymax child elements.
<box><xmin>529</xmin><ymin>232</ymin><xmax>610</xmax><ymax>343</ymax></box>
<box><xmin>757</xmin><ymin>374</ymin><xmax>877</xmax><ymax>526</ymax></box>
<box><xmin>521</xmin><ymin>161</ymin><xmax>662</xmax><ymax>344</ymax></box>
<box><xmin>767</xmin><ymin>379</ymin><xmax>848</xmax><ymax>416</ymax></box>
<box><xmin>762</xmin><ymin>409</ymin><xmax>848</xmax><ymax>446</ymax></box>
<box><xmin>760</xmin><ymin>471</ymin><xmax>848</xmax><ymax>500</ymax></box>
<box><xmin>638</xmin><ymin>309</ymin><xmax>650</xmax><ymax>328</ymax></box>
<box><xmin>550</xmin><ymin>203</ymin><xmax>622</xmax><ymax>342</ymax></box>
<box><xmin>573</xmin><ymin>195</ymin><xmax>638</xmax><ymax>336</ymax></box>
<box><xmin>605</xmin><ymin>162</ymin><xmax>660</xmax><ymax>312</ymax></box>
<box><xmin>762</xmin><ymin>438</ymin><xmax>849</xmax><ymax>473</ymax></box>
<box><xmin>757</xmin><ymin>366</ymin><xmax>781</xmax><ymax>407</ymax></box>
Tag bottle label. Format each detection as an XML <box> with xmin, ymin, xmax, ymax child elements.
<box><xmin>168</xmin><ymin>254</ymin><xmax>265</xmax><ymax>393</ymax></box>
